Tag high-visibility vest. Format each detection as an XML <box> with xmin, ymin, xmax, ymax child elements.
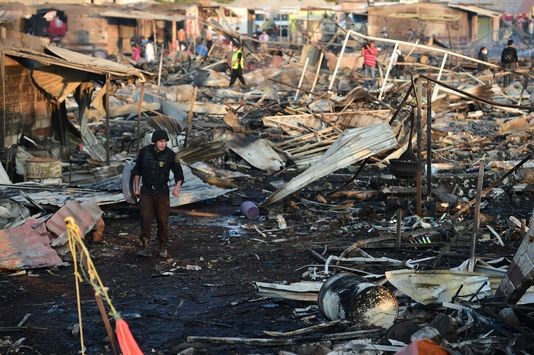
<box><xmin>232</xmin><ymin>49</ymin><xmax>244</xmax><ymax>69</ymax></box>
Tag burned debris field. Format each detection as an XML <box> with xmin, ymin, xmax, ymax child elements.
<box><xmin>1</xmin><ymin>2</ymin><xmax>534</xmax><ymax>354</ymax></box>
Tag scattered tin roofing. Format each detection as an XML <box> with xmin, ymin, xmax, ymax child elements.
<box><xmin>2</xmin><ymin>45</ymin><xmax>147</xmax><ymax>81</ymax></box>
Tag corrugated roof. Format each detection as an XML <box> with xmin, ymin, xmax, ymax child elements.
<box><xmin>45</xmin><ymin>199</ymin><xmax>103</xmax><ymax>244</ymax></box>
<box><xmin>447</xmin><ymin>4</ymin><xmax>501</xmax><ymax>17</ymax></box>
<box><xmin>2</xmin><ymin>46</ymin><xmax>147</xmax><ymax>81</ymax></box>
<box><xmin>100</xmin><ymin>9</ymin><xmax>185</xmax><ymax>22</ymax></box>
<box><xmin>0</xmin><ymin>218</ymin><xmax>63</xmax><ymax>270</ymax></box>
<box><xmin>31</xmin><ymin>66</ymin><xmax>88</xmax><ymax>102</ymax></box>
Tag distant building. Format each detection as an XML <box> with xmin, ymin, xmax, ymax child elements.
<box><xmin>367</xmin><ymin>3</ymin><xmax>500</xmax><ymax>45</ymax></box>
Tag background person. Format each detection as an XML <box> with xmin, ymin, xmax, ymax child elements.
<box><xmin>501</xmin><ymin>39</ymin><xmax>518</xmax><ymax>86</ymax></box>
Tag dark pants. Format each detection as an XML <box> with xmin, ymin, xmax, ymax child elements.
<box><xmin>229</xmin><ymin>68</ymin><xmax>246</xmax><ymax>87</ymax></box>
<box><xmin>140</xmin><ymin>186</ymin><xmax>170</xmax><ymax>248</ymax></box>
<box><xmin>503</xmin><ymin>63</ymin><xmax>514</xmax><ymax>87</ymax></box>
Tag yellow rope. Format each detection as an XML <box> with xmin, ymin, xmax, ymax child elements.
<box><xmin>65</xmin><ymin>216</ymin><xmax>122</xmax><ymax>354</ymax></box>
<box><xmin>67</xmin><ymin>218</ymin><xmax>85</xmax><ymax>355</ymax></box>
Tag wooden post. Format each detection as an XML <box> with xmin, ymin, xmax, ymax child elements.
<box><xmin>415</xmin><ymin>77</ymin><xmax>423</xmax><ymax>217</ymax></box>
<box><xmin>1</xmin><ymin>50</ymin><xmax>5</xmax><ymax>149</ymax></box>
<box><xmin>157</xmin><ymin>46</ymin><xmax>164</xmax><ymax>87</ymax></box>
<box><xmin>172</xmin><ymin>21</ymin><xmax>177</xmax><ymax>51</ymax></box>
<box><xmin>396</xmin><ymin>209</ymin><xmax>402</xmax><ymax>248</ymax></box>
<box><xmin>426</xmin><ymin>78</ymin><xmax>432</xmax><ymax>200</ymax></box>
<box><xmin>328</xmin><ymin>32</ymin><xmax>350</xmax><ymax>91</ymax></box>
<box><xmin>378</xmin><ymin>42</ymin><xmax>399</xmax><ymax>100</ymax></box>
<box><xmin>136</xmin><ymin>83</ymin><xmax>145</xmax><ymax>153</ymax></box>
<box><xmin>469</xmin><ymin>164</ymin><xmax>485</xmax><ymax>272</ymax></box>
<box><xmin>184</xmin><ymin>86</ymin><xmax>198</xmax><ymax>148</ymax></box>
<box><xmin>521</xmin><ymin>219</ymin><xmax>527</xmax><ymax>238</ymax></box>
<box><xmin>294</xmin><ymin>57</ymin><xmax>309</xmax><ymax>102</ymax></box>
<box><xmin>308</xmin><ymin>52</ymin><xmax>324</xmax><ymax>99</ymax></box>
<box><xmin>152</xmin><ymin>20</ymin><xmax>157</xmax><ymax>57</ymax></box>
<box><xmin>105</xmin><ymin>74</ymin><xmax>110</xmax><ymax>165</ymax></box>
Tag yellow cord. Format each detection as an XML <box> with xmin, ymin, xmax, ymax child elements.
<box><xmin>67</xmin><ymin>218</ymin><xmax>85</xmax><ymax>355</ymax></box>
<box><xmin>66</xmin><ymin>216</ymin><xmax>122</xmax><ymax>355</ymax></box>
<box><xmin>66</xmin><ymin>217</ymin><xmax>120</xmax><ymax>318</ymax></box>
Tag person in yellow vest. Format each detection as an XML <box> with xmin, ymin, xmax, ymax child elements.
<box><xmin>229</xmin><ymin>42</ymin><xmax>246</xmax><ymax>87</ymax></box>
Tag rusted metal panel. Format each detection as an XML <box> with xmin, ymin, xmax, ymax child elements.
<box><xmin>31</xmin><ymin>66</ymin><xmax>88</xmax><ymax>102</ymax></box>
<box><xmin>45</xmin><ymin>45</ymin><xmax>146</xmax><ymax>80</ymax></box>
<box><xmin>45</xmin><ymin>199</ymin><xmax>103</xmax><ymax>244</ymax></box>
<box><xmin>0</xmin><ymin>218</ymin><xmax>63</xmax><ymax>270</ymax></box>
<box><xmin>2</xmin><ymin>46</ymin><xmax>146</xmax><ymax>80</ymax></box>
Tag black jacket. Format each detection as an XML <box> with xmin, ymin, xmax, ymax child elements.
<box><xmin>132</xmin><ymin>145</ymin><xmax>184</xmax><ymax>188</ymax></box>
<box><xmin>501</xmin><ymin>47</ymin><xmax>518</xmax><ymax>64</ymax></box>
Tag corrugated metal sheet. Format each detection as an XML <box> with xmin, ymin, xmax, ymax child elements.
<box><xmin>100</xmin><ymin>9</ymin><xmax>185</xmax><ymax>22</ymax></box>
<box><xmin>147</xmin><ymin>115</ymin><xmax>183</xmax><ymax>136</ymax></box>
<box><xmin>227</xmin><ymin>136</ymin><xmax>286</xmax><ymax>173</ymax></box>
<box><xmin>45</xmin><ymin>45</ymin><xmax>147</xmax><ymax>80</ymax></box>
<box><xmin>31</xmin><ymin>66</ymin><xmax>88</xmax><ymax>102</ymax></box>
<box><xmin>2</xmin><ymin>47</ymin><xmax>146</xmax><ymax>80</ymax></box>
<box><xmin>12</xmin><ymin>190</ymin><xmax>125</xmax><ymax>207</ymax></box>
<box><xmin>169</xmin><ymin>164</ymin><xmax>235</xmax><ymax>207</ymax></box>
<box><xmin>0</xmin><ymin>218</ymin><xmax>63</xmax><ymax>270</ymax></box>
<box><xmin>45</xmin><ymin>199</ymin><xmax>103</xmax><ymax>245</ymax></box>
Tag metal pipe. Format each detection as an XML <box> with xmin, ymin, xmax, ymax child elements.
<box><xmin>294</xmin><ymin>57</ymin><xmax>309</xmax><ymax>102</ymax></box>
<box><xmin>378</xmin><ymin>42</ymin><xmax>399</xmax><ymax>100</ymax></box>
<box><xmin>415</xmin><ymin>77</ymin><xmax>423</xmax><ymax>216</ymax></box>
<box><xmin>309</xmin><ymin>52</ymin><xmax>324</xmax><ymax>98</ymax></box>
<box><xmin>328</xmin><ymin>31</ymin><xmax>350</xmax><ymax>91</ymax></box>
<box><xmin>136</xmin><ymin>83</ymin><xmax>145</xmax><ymax>153</ymax></box>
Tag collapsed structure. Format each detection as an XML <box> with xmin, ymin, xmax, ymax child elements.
<box><xmin>0</xmin><ymin>1</ymin><xmax>532</xmax><ymax>353</ymax></box>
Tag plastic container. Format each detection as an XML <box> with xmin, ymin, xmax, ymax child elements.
<box><xmin>318</xmin><ymin>273</ymin><xmax>398</xmax><ymax>328</ymax></box>
<box><xmin>240</xmin><ymin>201</ymin><xmax>259</xmax><ymax>220</ymax></box>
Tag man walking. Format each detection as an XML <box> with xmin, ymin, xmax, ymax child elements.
<box><xmin>132</xmin><ymin>130</ymin><xmax>184</xmax><ymax>258</ymax></box>
<box><xmin>229</xmin><ymin>42</ymin><xmax>246</xmax><ymax>88</ymax></box>
<box><xmin>501</xmin><ymin>39</ymin><xmax>518</xmax><ymax>87</ymax></box>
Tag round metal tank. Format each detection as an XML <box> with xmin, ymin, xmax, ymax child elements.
<box><xmin>318</xmin><ymin>273</ymin><xmax>398</xmax><ymax>329</ymax></box>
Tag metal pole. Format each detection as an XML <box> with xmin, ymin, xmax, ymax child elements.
<box><xmin>294</xmin><ymin>57</ymin><xmax>309</xmax><ymax>102</ymax></box>
<box><xmin>396</xmin><ymin>209</ymin><xmax>402</xmax><ymax>248</ymax></box>
<box><xmin>136</xmin><ymin>83</ymin><xmax>145</xmax><ymax>153</ymax></box>
<box><xmin>308</xmin><ymin>51</ymin><xmax>324</xmax><ymax>98</ymax></box>
<box><xmin>469</xmin><ymin>164</ymin><xmax>484</xmax><ymax>272</ymax></box>
<box><xmin>1</xmin><ymin>50</ymin><xmax>5</xmax><ymax>149</ymax></box>
<box><xmin>378</xmin><ymin>42</ymin><xmax>399</xmax><ymax>100</ymax></box>
<box><xmin>415</xmin><ymin>77</ymin><xmax>423</xmax><ymax>216</ymax></box>
<box><xmin>431</xmin><ymin>53</ymin><xmax>448</xmax><ymax>101</ymax></box>
<box><xmin>426</xmin><ymin>78</ymin><xmax>432</xmax><ymax>199</ymax></box>
<box><xmin>105</xmin><ymin>74</ymin><xmax>110</xmax><ymax>165</ymax></box>
<box><xmin>328</xmin><ymin>31</ymin><xmax>350</xmax><ymax>91</ymax></box>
